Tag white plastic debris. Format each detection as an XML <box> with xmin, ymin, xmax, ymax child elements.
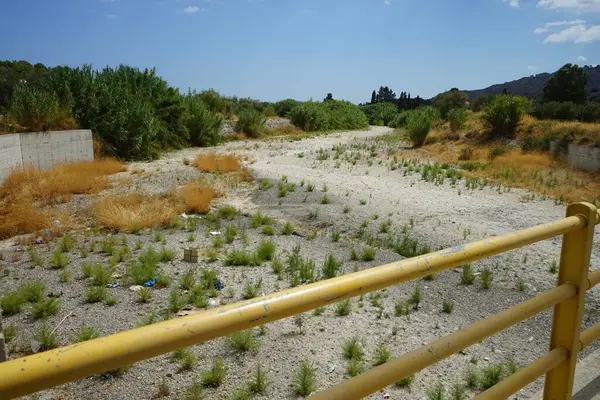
<box><xmin>328</xmin><ymin>364</ymin><xmax>336</xmax><ymax>374</ymax></box>
<box><xmin>208</xmin><ymin>298</ymin><xmax>220</xmax><ymax>307</ymax></box>
<box><xmin>129</xmin><ymin>285</ymin><xmax>144</xmax><ymax>292</ymax></box>
<box><xmin>383</xmin><ymin>392</ymin><xmax>390</xmax><ymax>399</ymax></box>
<box><xmin>180</xmin><ymin>213</ymin><xmax>189</xmax><ymax>219</ymax></box>
<box><xmin>210</xmin><ymin>231</ymin><xmax>221</xmax><ymax>236</ymax></box>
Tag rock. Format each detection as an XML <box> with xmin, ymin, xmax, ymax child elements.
<box><xmin>494</xmin><ymin>349</ymin><xmax>502</xmax><ymax>355</ymax></box>
<box><xmin>528</xmin><ymin>336</ymin><xmax>534</xmax><ymax>342</ymax></box>
<box><xmin>129</xmin><ymin>285</ymin><xmax>143</xmax><ymax>292</ymax></box>
<box><xmin>166</xmin><ymin>373</ymin><xmax>173</xmax><ymax>378</ymax></box>
<box><xmin>484</xmin><ymin>357</ymin><xmax>490</xmax><ymax>361</ymax></box>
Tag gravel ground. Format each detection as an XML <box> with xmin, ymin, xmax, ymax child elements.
<box><xmin>1</xmin><ymin>126</ymin><xmax>599</xmax><ymax>400</ymax></box>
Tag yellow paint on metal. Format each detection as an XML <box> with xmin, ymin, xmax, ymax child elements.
<box><xmin>588</xmin><ymin>269</ymin><xmax>600</xmax><ymax>289</ymax></box>
<box><xmin>544</xmin><ymin>203</ymin><xmax>597</xmax><ymax>399</ymax></box>
<box><xmin>580</xmin><ymin>322</ymin><xmax>600</xmax><ymax>351</ymax></box>
<box><xmin>308</xmin><ymin>283</ymin><xmax>576</xmax><ymax>400</ymax></box>
<box><xmin>0</xmin><ymin>214</ymin><xmax>586</xmax><ymax>399</ymax></box>
<box><xmin>475</xmin><ymin>347</ymin><xmax>568</xmax><ymax>400</ymax></box>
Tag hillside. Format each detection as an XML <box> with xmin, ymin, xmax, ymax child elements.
<box><xmin>462</xmin><ymin>65</ymin><xmax>600</xmax><ymax>101</ymax></box>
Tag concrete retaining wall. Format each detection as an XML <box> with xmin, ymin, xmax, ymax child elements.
<box><xmin>0</xmin><ymin>130</ymin><xmax>93</xmax><ymax>183</ymax></box>
<box><xmin>550</xmin><ymin>141</ymin><xmax>600</xmax><ymax>172</ymax></box>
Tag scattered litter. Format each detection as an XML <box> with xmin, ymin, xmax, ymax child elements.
<box><xmin>35</xmin><ymin>238</ymin><xmax>44</xmax><ymax>244</ymax></box>
<box><xmin>111</xmin><ymin>273</ymin><xmax>122</xmax><ymax>279</ymax></box>
<box><xmin>208</xmin><ymin>298</ymin><xmax>220</xmax><ymax>307</ymax></box>
<box><xmin>528</xmin><ymin>336</ymin><xmax>534</xmax><ymax>342</ymax></box>
<box><xmin>44</xmin><ymin>231</ymin><xmax>51</xmax><ymax>238</ymax></box>
<box><xmin>210</xmin><ymin>231</ymin><xmax>221</xmax><ymax>236</ymax></box>
<box><xmin>106</xmin><ymin>282</ymin><xmax>120</xmax><ymax>288</ymax></box>
<box><xmin>180</xmin><ymin>213</ymin><xmax>189</xmax><ymax>219</ymax></box>
<box><xmin>484</xmin><ymin>357</ymin><xmax>490</xmax><ymax>361</ymax></box>
<box><xmin>382</xmin><ymin>392</ymin><xmax>390</xmax><ymax>399</ymax></box>
<box><xmin>213</xmin><ymin>278</ymin><xmax>224</xmax><ymax>290</ymax></box>
<box><xmin>13</xmin><ymin>245</ymin><xmax>24</xmax><ymax>252</ymax></box>
<box><xmin>292</xmin><ymin>231</ymin><xmax>305</xmax><ymax>238</ymax></box>
<box><xmin>129</xmin><ymin>285</ymin><xmax>143</xmax><ymax>292</ymax></box>
<box><xmin>327</xmin><ymin>364</ymin><xmax>336</xmax><ymax>374</ymax></box>
<box><xmin>144</xmin><ymin>277</ymin><xmax>157</xmax><ymax>287</ymax></box>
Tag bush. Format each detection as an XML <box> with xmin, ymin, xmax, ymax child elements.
<box><xmin>236</xmin><ymin>108</ymin><xmax>266</xmax><ymax>138</ymax></box>
<box><xmin>274</xmin><ymin>99</ymin><xmax>299</xmax><ymax>117</ymax></box>
<box><xmin>579</xmin><ymin>103</ymin><xmax>600</xmax><ymax>123</ymax></box>
<box><xmin>388</xmin><ymin>111</ymin><xmax>408</xmax><ymax>128</ymax></box>
<box><xmin>9</xmin><ymin>84</ymin><xmax>74</xmax><ymax>131</ymax></box>
<box><xmin>406</xmin><ymin>109</ymin><xmax>432</xmax><ymax>146</ymax></box>
<box><xmin>360</xmin><ymin>102</ymin><xmax>398</xmax><ymax>126</ymax></box>
<box><xmin>185</xmin><ymin>93</ymin><xmax>223</xmax><ymax>147</ymax></box>
<box><xmin>481</xmin><ymin>95</ymin><xmax>530</xmax><ymax>138</ymax></box>
<box><xmin>448</xmin><ymin>108</ymin><xmax>468</xmax><ymax>133</ymax></box>
<box><xmin>433</xmin><ymin>89</ymin><xmax>468</xmax><ymax>119</ymax></box>
<box><xmin>470</xmin><ymin>94</ymin><xmax>496</xmax><ymax>112</ymax></box>
<box><xmin>290</xmin><ymin>102</ymin><xmax>330</xmax><ymax>131</ymax></box>
<box><xmin>290</xmin><ymin>100</ymin><xmax>368</xmax><ymax>132</ymax></box>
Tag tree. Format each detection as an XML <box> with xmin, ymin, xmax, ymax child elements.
<box><xmin>370</xmin><ymin>90</ymin><xmax>376</xmax><ymax>104</ymax></box>
<box><xmin>542</xmin><ymin>63</ymin><xmax>588</xmax><ymax>105</ymax></box>
<box><xmin>432</xmin><ymin>88</ymin><xmax>468</xmax><ymax>119</ymax></box>
<box><xmin>376</xmin><ymin>86</ymin><xmax>396</xmax><ymax>103</ymax></box>
<box><xmin>324</xmin><ymin>93</ymin><xmax>333</xmax><ymax>102</ymax></box>
<box><xmin>502</xmin><ymin>88</ymin><xmax>508</xmax><ymax>95</ymax></box>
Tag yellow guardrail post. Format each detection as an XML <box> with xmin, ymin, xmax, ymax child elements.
<box><xmin>543</xmin><ymin>202</ymin><xmax>597</xmax><ymax>399</ymax></box>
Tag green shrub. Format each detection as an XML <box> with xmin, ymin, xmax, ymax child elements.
<box><xmin>248</xmin><ymin>365</ymin><xmax>269</xmax><ymax>394</ymax></box>
<box><xmin>275</xmin><ymin>99</ymin><xmax>300</xmax><ymax>117</ymax></box>
<box><xmin>21</xmin><ymin>280</ymin><xmax>45</xmax><ymax>303</ymax></box>
<box><xmin>290</xmin><ymin>102</ymin><xmax>330</xmax><ymax>131</ymax></box>
<box><xmin>72</xmin><ymin>326</ymin><xmax>100</xmax><ymax>343</ymax></box>
<box><xmin>482</xmin><ymin>95</ymin><xmax>531</xmax><ymax>138</ymax></box>
<box><xmin>9</xmin><ymin>84</ymin><xmax>72</xmax><ymax>131</ymax></box>
<box><xmin>293</xmin><ymin>360</ymin><xmax>316</xmax><ymax>397</ymax></box>
<box><xmin>256</xmin><ymin>240</ymin><xmax>276</xmax><ymax>262</ymax></box>
<box><xmin>90</xmin><ymin>264</ymin><xmax>111</xmax><ymax>287</ymax></box>
<box><xmin>85</xmin><ymin>286</ymin><xmax>107</xmax><ymax>303</ymax></box>
<box><xmin>322</xmin><ymin>254</ymin><xmax>342</xmax><ymax>279</ymax></box>
<box><xmin>448</xmin><ymin>108</ymin><xmax>468</xmax><ymax>133</ymax></box>
<box><xmin>406</xmin><ymin>109</ymin><xmax>432</xmax><ymax>147</ymax></box>
<box><xmin>185</xmin><ymin>93</ymin><xmax>223</xmax><ymax>147</ymax></box>
<box><xmin>32</xmin><ymin>298</ymin><xmax>60</xmax><ymax>319</ymax></box>
<box><xmin>360</xmin><ymin>102</ymin><xmax>398</xmax><ymax>126</ymax></box>
<box><xmin>389</xmin><ymin>111</ymin><xmax>408</xmax><ymax>128</ymax></box>
<box><xmin>201</xmin><ymin>359</ymin><xmax>226</xmax><ymax>388</ymax></box>
<box><xmin>433</xmin><ymin>89</ymin><xmax>468</xmax><ymax>119</ymax></box>
<box><xmin>236</xmin><ymin>108</ymin><xmax>266</xmax><ymax>138</ymax></box>
<box><xmin>34</xmin><ymin>322</ymin><xmax>59</xmax><ymax>351</ymax></box>
<box><xmin>1</xmin><ymin>291</ymin><xmax>24</xmax><ymax>315</ymax></box>
<box><xmin>395</xmin><ymin>374</ymin><xmax>415</xmax><ymax>387</ymax></box>
<box><xmin>229</xmin><ymin>329</ymin><xmax>259</xmax><ymax>352</ymax></box>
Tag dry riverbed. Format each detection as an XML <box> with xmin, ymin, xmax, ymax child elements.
<box><xmin>1</xmin><ymin>126</ymin><xmax>599</xmax><ymax>400</ymax></box>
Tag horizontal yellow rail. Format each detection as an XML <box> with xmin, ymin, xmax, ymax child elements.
<box><xmin>580</xmin><ymin>322</ymin><xmax>600</xmax><ymax>351</ymax></box>
<box><xmin>308</xmin><ymin>283</ymin><xmax>576</xmax><ymax>400</ymax></box>
<box><xmin>475</xmin><ymin>347</ymin><xmax>568</xmax><ymax>400</ymax></box>
<box><xmin>0</xmin><ymin>215</ymin><xmax>586</xmax><ymax>399</ymax></box>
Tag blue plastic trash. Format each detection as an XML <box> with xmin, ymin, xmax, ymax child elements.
<box><xmin>144</xmin><ymin>277</ymin><xmax>157</xmax><ymax>287</ymax></box>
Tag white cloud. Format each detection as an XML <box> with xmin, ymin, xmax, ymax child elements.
<box><xmin>505</xmin><ymin>0</ymin><xmax>520</xmax><ymax>8</ymax></box>
<box><xmin>184</xmin><ymin>6</ymin><xmax>202</xmax><ymax>13</ymax></box>
<box><xmin>577</xmin><ymin>55</ymin><xmax>588</xmax><ymax>60</ymax></box>
<box><xmin>528</xmin><ymin>65</ymin><xmax>540</xmax><ymax>71</ymax></box>
<box><xmin>534</xmin><ymin>19</ymin><xmax>586</xmax><ymax>34</ymax></box>
<box><xmin>544</xmin><ymin>24</ymin><xmax>600</xmax><ymax>43</ymax></box>
<box><xmin>537</xmin><ymin>0</ymin><xmax>600</xmax><ymax>12</ymax></box>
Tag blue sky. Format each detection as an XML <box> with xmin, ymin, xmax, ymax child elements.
<box><xmin>1</xmin><ymin>0</ymin><xmax>599</xmax><ymax>102</ymax></box>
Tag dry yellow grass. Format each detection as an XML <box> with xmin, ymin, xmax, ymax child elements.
<box><xmin>0</xmin><ymin>159</ymin><xmax>126</xmax><ymax>239</ymax></box>
<box><xmin>404</xmin><ymin>141</ymin><xmax>600</xmax><ymax>204</ymax></box>
<box><xmin>93</xmin><ymin>194</ymin><xmax>181</xmax><ymax>232</ymax></box>
<box><xmin>193</xmin><ymin>152</ymin><xmax>254</xmax><ymax>182</ymax></box>
<box><xmin>193</xmin><ymin>152</ymin><xmax>242</xmax><ymax>173</ymax></box>
<box><xmin>179</xmin><ymin>181</ymin><xmax>220</xmax><ymax>214</ymax></box>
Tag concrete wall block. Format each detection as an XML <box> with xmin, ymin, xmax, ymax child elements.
<box><xmin>0</xmin><ymin>129</ymin><xmax>93</xmax><ymax>183</ymax></box>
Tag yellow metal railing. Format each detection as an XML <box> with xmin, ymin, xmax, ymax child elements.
<box><xmin>0</xmin><ymin>203</ymin><xmax>599</xmax><ymax>399</ymax></box>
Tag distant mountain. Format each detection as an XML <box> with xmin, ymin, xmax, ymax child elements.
<box><xmin>460</xmin><ymin>65</ymin><xmax>600</xmax><ymax>102</ymax></box>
